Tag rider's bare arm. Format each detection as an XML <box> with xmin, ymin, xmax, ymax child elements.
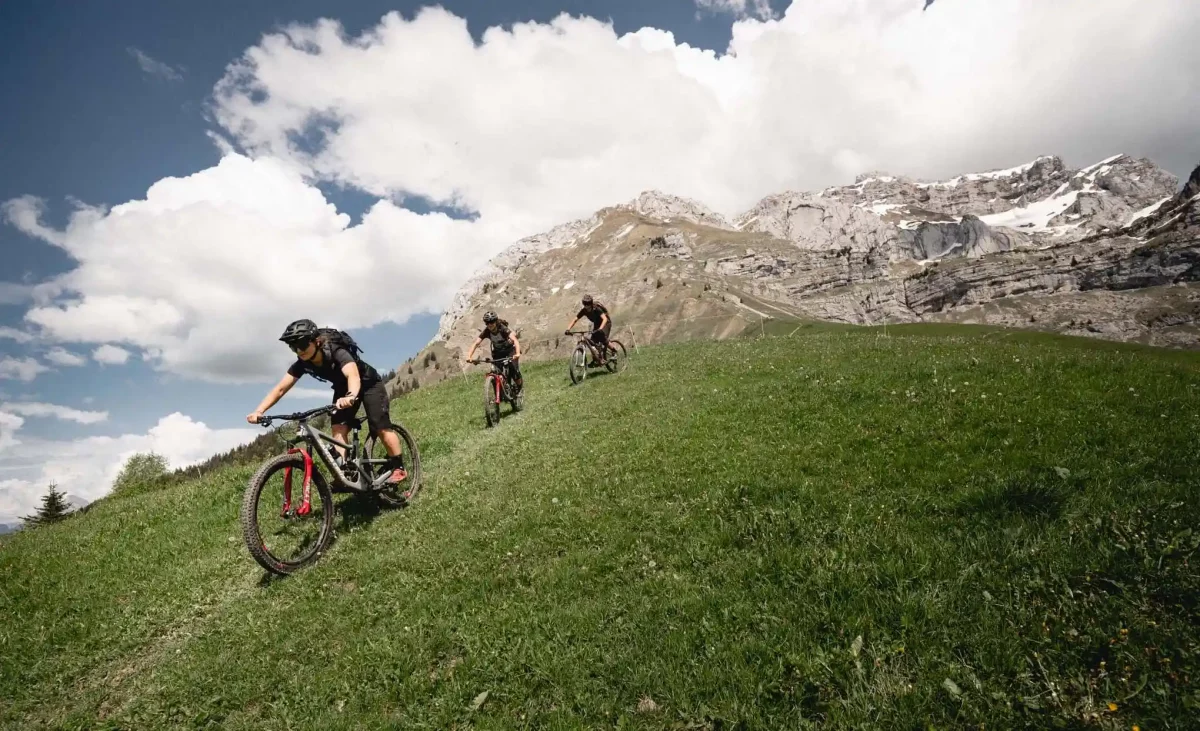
<box><xmin>340</xmin><ymin>361</ymin><xmax>361</xmax><ymax>402</ymax></box>
<box><xmin>510</xmin><ymin>332</ymin><xmax>521</xmax><ymax>359</ymax></box>
<box><xmin>599</xmin><ymin>312</ymin><xmax>609</xmax><ymax>330</ymax></box>
<box><xmin>565</xmin><ymin>317</ymin><xmax>578</xmax><ymax>332</ymax></box>
<box><xmin>247</xmin><ymin>373</ymin><xmax>298</xmax><ymax>423</ymax></box>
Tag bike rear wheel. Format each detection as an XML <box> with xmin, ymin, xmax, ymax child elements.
<box><xmin>569</xmin><ymin>344</ymin><xmax>588</xmax><ymax>384</ymax></box>
<box><xmin>605</xmin><ymin>339</ymin><xmax>628</xmax><ymax>373</ymax></box>
<box><xmin>366</xmin><ymin>423</ymin><xmax>422</xmax><ymax>507</ymax></box>
<box><xmin>240</xmin><ymin>452</ymin><xmax>334</xmax><ymax>575</ymax></box>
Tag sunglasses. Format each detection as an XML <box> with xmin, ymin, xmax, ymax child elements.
<box><xmin>288</xmin><ymin>339</ymin><xmax>313</xmax><ymax>353</ymax></box>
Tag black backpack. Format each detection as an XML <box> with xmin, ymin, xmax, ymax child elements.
<box><xmin>317</xmin><ymin>328</ymin><xmax>364</xmax><ymax>357</ymax></box>
<box><xmin>305</xmin><ymin>328</ymin><xmax>380</xmax><ymax>384</ymax></box>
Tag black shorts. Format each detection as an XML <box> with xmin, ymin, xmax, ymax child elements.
<box><xmin>332</xmin><ymin>380</ymin><xmax>393</xmax><ymax>434</ymax></box>
<box><xmin>492</xmin><ymin>350</ymin><xmax>521</xmax><ymax>381</ymax></box>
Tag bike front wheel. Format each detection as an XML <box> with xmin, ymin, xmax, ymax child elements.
<box><xmin>240</xmin><ymin>452</ymin><xmax>335</xmax><ymax>575</ymax></box>
<box><xmin>483</xmin><ymin>374</ymin><xmax>502</xmax><ymax>427</ymax></box>
<box><xmin>569</xmin><ymin>345</ymin><xmax>588</xmax><ymax>385</ymax></box>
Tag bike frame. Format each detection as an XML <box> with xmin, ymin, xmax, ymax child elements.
<box><xmin>568</xmin><ymin>331</ymin><xmax>607</xmax><ymax>361</ymax></box>
<box><xmin>268</xmin><ymin>406</ymin><xmax>396</xmax><ymax>493</ymax></box>
<box><xmin>475</xmin><ymin>357</ymin><xmax>513</xmax><ymax>404</ymax></box>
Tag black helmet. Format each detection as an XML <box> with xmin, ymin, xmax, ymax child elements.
<box><xmin>581</xmin><ymin>294</ymin><xmax>594</xmax><ymax>306</ymax></box>
<box><xmin>279</xmin><ymin>318</ymin><xmax>318</xmax><ymax>344</ymax></box>
<box><xmin>482</xmin><ymin>311</ymin><xmax>498</xmax><ymax>324</ymax></box>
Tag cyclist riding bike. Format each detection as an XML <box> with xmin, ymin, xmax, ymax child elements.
<box><xmin>565</xmin><ymin>294</ymin><xmax>612</xmax><ymax>364</ymax></box>
<box><xmin>465</xmin><ymin>311</ymin><xmax>523</xmax><ymax>393</ymax></box>
<box><xmin>246</xmin><ymin>319</ymin><xmax>407</xmax><ymax>484</ymax></box>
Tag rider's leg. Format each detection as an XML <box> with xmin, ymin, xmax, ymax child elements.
<box><xmin>362</xmin><ymin>382</ymin><xmax>406</xmax><ymax>482</ymax></box>
<box><xmin>329</xmin><ymin>398</ymin><xmax>354</xmax><ymax>462</ymax></box>
<box><xmin>509</xmin><ymin>359</ymin><xmax>523</xmax><ymax>392</ymax></box>
<box><xmin>593</xmin><ymin>329</ymin><xmax>610</xmax><ymax>362</ymax></box>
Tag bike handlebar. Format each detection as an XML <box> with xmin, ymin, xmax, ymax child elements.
<box><xmin>468</xmin><ymin>357</ymin><xmax>514</xmax><ymax>364</ymax></box>
<box><xmin>256</xmin><ymin>404</ymin><xmax>336</xmax><ymax>426</ymax></box>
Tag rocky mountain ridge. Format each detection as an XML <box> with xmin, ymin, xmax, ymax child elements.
<box><xmin>391</xmin><ymin>153</ymin><xmax>1197</xmax><ymax>394</ymax></box>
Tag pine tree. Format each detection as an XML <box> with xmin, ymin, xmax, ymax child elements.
<box><xmin>21</xmin><ymin>482</ymin><xmax>73</xmax><ymax>528</ymax></box>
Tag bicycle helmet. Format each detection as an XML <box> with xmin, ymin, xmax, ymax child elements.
<box><xmin>482</xmin><ymin>311</ymin><xmax>499</xmax><ymax>324</ymax></box>
<box><xmin>581</xmin><ymin>294</ymin><xmax>594</xmax><ymax>306</ymax></box>
<box><xmin>279</xmin><ymin>318</ymin><xmax>318</xmax><ymax>344</ymax></box>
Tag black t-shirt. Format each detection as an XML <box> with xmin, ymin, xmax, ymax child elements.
<box><xmin>287</xmin><ymin>344</ymin><xmax>380</xmax><ymax>393</ymax></box>
<box><xmin>479</xmin><ymin>324</ymin><xmax>515</xmax><ymax>355</ymax></box>
<box><xmin>577</xmin><ymin>303</ymin><xmax>610</xmax><ymax>329</ymax></box>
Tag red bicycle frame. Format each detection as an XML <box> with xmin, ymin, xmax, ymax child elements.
<box><xmin>488</xmin><ymin>371</ymin><xmax>505</xmax><ymax>404</ymax></box>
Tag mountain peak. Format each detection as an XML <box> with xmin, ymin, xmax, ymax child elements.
<box><xmin>625</xmin><ymin>190</ymin><xmax>732</xmax><ymax>229</ymax></box>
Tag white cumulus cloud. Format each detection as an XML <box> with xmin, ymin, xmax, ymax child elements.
<box><xmin>92</xmin><ymin>344</ymin><xmax>131</xmax><ymax>365</ymax></box>
<box><xmin>212</xmin><ymin>1</ymin><xmax>1200</xmax><ymax>216</ymax></box>
<box><xmin>0</xmin><ymin>412</ymin><xmax>22</xmax><ymax>451</ymax></box>
<box><xmin>5</xmin><ymin>155</ymin><xmax>519</xmax><ymax>383</ymax></box>
<box><xmin>0</xmin><ymin>412</ymin><xmax>258</xmax><ymax>523</ymax></box>
<box><xmin>0</xmin><ymin>401</ymin><xmax>108</xmax><ymax>424</ymax></box>
<box><xmin>0</xmin><ymin>357</ymin><xmax>48</xmax><ymax>382</ymax></box>
<box><xmin>0</xmin><ymin>326</ymin><xmax>35</xmax><ymax>344</ymax></box>
<box><xmin>44</xmin><ymin>347</ymin><xmax>87</xmax><ymax>366</ymax></box>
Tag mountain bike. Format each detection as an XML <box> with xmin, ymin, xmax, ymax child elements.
<box><xmin>467</xmin><ymin>356</ymin><xmax>524</xmax><ymax>427</ymax></box>
<box><xmin>240</xmin><ymin>404</ymin><xmax>421</xmax><ymax>575</ymax></box>
<box><xmin>566</xmin><ymin>330</ymin><xmax>627</xmax><ymax>385</ymax></box>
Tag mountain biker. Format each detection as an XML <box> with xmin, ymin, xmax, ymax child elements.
<box><xmin>246</xmin><ymin>319</ymin><xmax>408</xmax><ymax>485</ymax></box>
<box><xmin>465</xmin><ymin>311</ymin><xmax>523</xmax><ymax>393</ymax></box>
<box><xmin>565</xmin><ymin>294</ymin><xmax>612</xmax><ymax>363</ymax></box>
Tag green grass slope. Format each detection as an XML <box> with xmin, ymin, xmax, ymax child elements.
<box><xmin>2</xmin><ymin>327</ymin><xmax>1199</xmax><ymax>729</ymax></box>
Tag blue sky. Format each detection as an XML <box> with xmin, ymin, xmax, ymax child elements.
<box><xmin>0</xmin><ymin>0</ymin><xmax>744</xmax><ymax>444</ymax></box>
<box><xmin>2</xmin><ymin>0</ymin><xmax>1198</xmax><ymax>522</ymax></box>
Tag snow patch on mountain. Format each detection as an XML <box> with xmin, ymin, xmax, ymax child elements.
<box><xmin>1127</xmin><ymin>196</ymin><xmax>1172</xmax><ymax>226</ymax></box>
<box><xmin>979</xmin><ymin>190</ymin><xmax>1081</xmax><ymax>231</ymax></box>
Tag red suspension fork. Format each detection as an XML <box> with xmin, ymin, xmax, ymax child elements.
<box><xmin>494</xmin><ymin>374</ymin><xmax>503</xmax><ymax>403</ymax></box>
<box><xmin>281</xmin><ymin>447</ymin><xmax>314</xmax><ymax>516</ymax></box>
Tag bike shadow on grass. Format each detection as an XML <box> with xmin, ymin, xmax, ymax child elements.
<box><xmin>254</xmin><ymin>494</ymin><xmax>392</xmax><ymax>587</ymax></box>
<box><xmin>491</xmin><ymin>404</ymin><xmax>523</xmax><ymax>423</ymax></box>
<box><xmin>336</xmin><ymin>493</ymin><xmax>385</xmax><ymax>532</ymax></box>
<box><xmin>570</xmin><ymin>364</ymin><xmax>623</xmax><ymax>386</ymax></box>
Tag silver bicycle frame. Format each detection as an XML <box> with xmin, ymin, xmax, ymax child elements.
<box><xmin>295</xmin><ymin>421</ymin><xmax>396</xmax><ymax>491</ymax></box>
